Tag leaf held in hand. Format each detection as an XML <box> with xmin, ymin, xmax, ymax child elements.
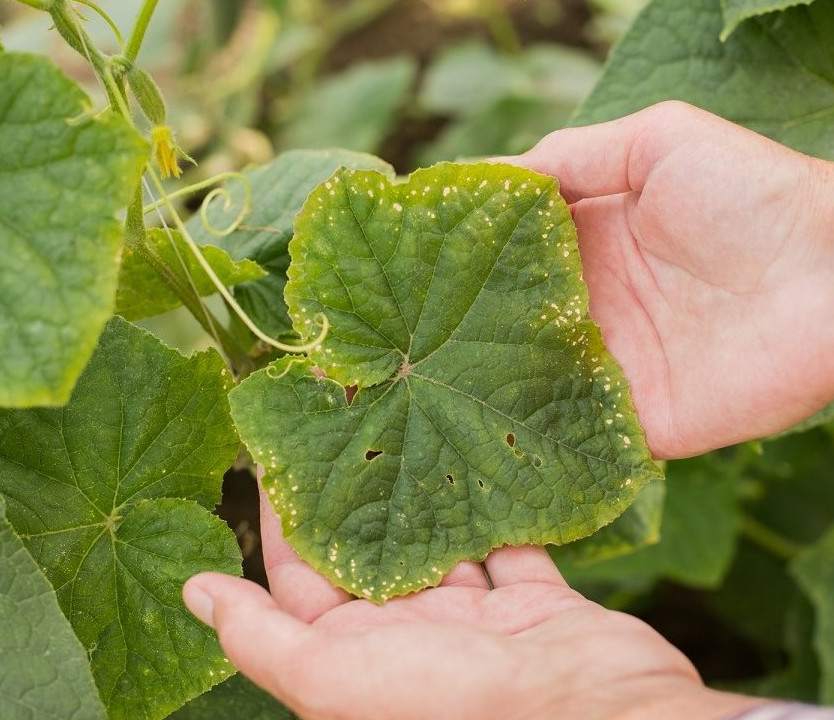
<box><xmin>230</xmin><ymin>161</ymin><xmax>662</xmax><ymax>602</ymax></box>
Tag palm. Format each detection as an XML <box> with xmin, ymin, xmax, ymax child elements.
<box><xmin>215</xmin><ymin>492</ymin><xmax>698</xmax><ymax>720</ymax></box>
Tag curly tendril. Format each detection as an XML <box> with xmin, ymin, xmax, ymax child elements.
<box><xmin>146</xmin><ymin>167</ymin><xmax>330</xmax><ymax>355</ymax></box>
<box><xmin>143</xmin><ymin>172</ymin><xmax>252</xmax><ymax>237</ymax></box>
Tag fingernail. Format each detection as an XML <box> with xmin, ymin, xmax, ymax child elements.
<box><xmin>183</xmin><ymin>582</ymin><xmax>215</xmax><ymax>628</ymax></box>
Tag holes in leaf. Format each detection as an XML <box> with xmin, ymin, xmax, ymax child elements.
<box><xmin>365</xmin><ymin>449</ymin><xmax>383</xmax><ymax>461</ymax></box>
<box><xmin>446</xmin><ymin>474</ymin><xmax>455</xmax><ymax>485</ymax></box>
<box><xmin>532</xmin><ymin>455</ymin><xmax>542</xmax><ymax>468</ymax></box>
<box><xmin>477</xmin><ymin>479</ymin><xmax>485</xmax><ymax>490</ymax></box>
<box><xmin>345</xmin><ymin>385</ymin><xmax>358</xmax><ymax>406</ymax></box>
<box><xmin>506</xmin><ymin>433</ymin><xmax>515</xmax><ymax>447</ymax></box>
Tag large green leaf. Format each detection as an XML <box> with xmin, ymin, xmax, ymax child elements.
<box><xmin>170</xmin><ymin>673</ymin><xmax>298</xmax><ymax>720</ymax></box>
<box><xmin>280</xmin><ymin>57</ymin><xmax>416</xmax><ymax>154</ymax></box>
<box><xmin>791</xmin><ymin>527</ymin><xmax>834</xmax><ymax>704</ymax></box>
<box><xmin>720</xmin><ymin>0</ymin><xmax>816</xmax><ymax>40</ymax></box>
<box><xmin>574</xmin><ymin>0</ymin><xmax>834</xmax><ymax>160</ymax></box>
<box><xmin>187</xmin><ymin>150</ymin><xmax>393</xmax><ymax>337</ymax></box>
<box><xmin>0</xmin><ymin>317</ymin><xmax>242</xmax><ymax>720</ymax></box>
<box><xmin>0</xmin><ymin>53</ymin><xmax>148</xmax><ymax>407</ymax></box>
<box><xmin>0</xmin><ymin>495</ymin><xmax>108</xmax><ymax>720</ymax></box>
<box><xmin>230</xmin><ymin>162</ymin><xmax>662</xmax><ymax>602</ymax></box>
<box><xmin>116</xmin><ymin>229</ymin><xmax>266</xmax><ymax>320</ymax></box>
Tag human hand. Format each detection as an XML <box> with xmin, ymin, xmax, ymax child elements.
<box><xmin>502</xmin><ymin>101</ymin><xmax>834</xmax><ymax>458</ymax></box>
<box><xmin>183</xmin><ymin>487</ymin><xmax>761</xmax><ymax>720</ymax></box>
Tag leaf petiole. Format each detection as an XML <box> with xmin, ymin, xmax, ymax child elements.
<box><xmin>123</xmin><ymin>0</ymin><xmax>160</xmax><ymax>63</ymax></box>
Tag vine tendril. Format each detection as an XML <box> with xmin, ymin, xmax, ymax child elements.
<box><xmin>146</xmin><ymin>167</ymin><xmax>330</xmax><ymax>356</ymax></box>
<box><xmin>143</xmin><ymin>172</ymin><xmax>252</xmax><ymax>239</ymax></box>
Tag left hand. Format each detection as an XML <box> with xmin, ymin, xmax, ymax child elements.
<box><xmin>184</xmin><ymin>486</ymin><xmax>761</xmax><ymax>720</ymax></box>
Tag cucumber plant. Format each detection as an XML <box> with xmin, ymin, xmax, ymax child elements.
<box><xmin>2</xmin><ymin>0</ymin><xmax>834</xmax><ymax>718</ymax></box>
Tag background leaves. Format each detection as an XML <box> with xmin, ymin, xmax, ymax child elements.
<box><xmin>0</xmin><ymin>52</ymin><xmax>147</xmax><ymax>407</ymax></box>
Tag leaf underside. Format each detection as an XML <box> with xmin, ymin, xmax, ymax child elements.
<box><xmin>0</xmin><ymin>52</ymin><xmax>148</xmax><ymax>407</ymax></box>
<box><xmin>230</xmin><ymin>161</ymin><xmax>662</xmax><ymax>602</ymax></box>
<box><xmin>0</xmin><ymin>318</ymin><xmax>242</xmax><ymax>720</ymax></box>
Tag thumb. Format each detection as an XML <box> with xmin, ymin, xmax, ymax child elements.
<box><xmin>183</xmin><ymin>573</ymin><xmax>314</xmax><ymax>701</ymax></box>
<box><xmin>499</xmin><ymin>101</ymin><xmax>702</xmax><ymax>203</ymax></box>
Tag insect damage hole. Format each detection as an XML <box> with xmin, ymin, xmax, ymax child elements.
<box><xmin>365</xmin><ymin>449</ymin><xmax>383</xmax><ymax>461</ymax></box>
<box><xmin>445</xmin><ymin>474</ymin><xmax>454</xmax><ymax>485</ymax></box>
<box><xmin>506</xmin><ymin>433</ymin><xmax>515</xmax><ymax>447</ymax></box>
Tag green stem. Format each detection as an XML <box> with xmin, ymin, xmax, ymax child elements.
<box><xmin>739</xmin><ymin>513</ymin><xmax>805</xmax><ymax>561</ymax></box>
<box><xmin>123</xmin><ymin>0</ymin><xmax>160</xmax><ymax>63</ymax></box>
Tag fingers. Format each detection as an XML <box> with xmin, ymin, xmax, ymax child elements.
<box><xmin>259</xmin><ymin>480</ymin><xmax>353</xmax><ymax>622</ymax></box>
<box><xmin>439</xmin><ymin>560</ymin><xmax>491</xmax><ymax>589</ymax></box>
<box><xmin>482</xmin><ymin>545</ymin><xmax>567</xmax><ymax>587</ymax></box>
<box><xmin>183</xmin><ymin>572</ymin><xmax>313</xmax><ymax>701</ymax></box>
<box><xmin>499</xmin><ymin>101</ymin><xmax>706</xmax><ymax>203</ymax></box>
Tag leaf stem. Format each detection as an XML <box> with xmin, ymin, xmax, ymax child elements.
<box><xmin>123</xmin><ymin>0</ymin><xmax>160</xmax><ymax>63</ymax></box>
<box><xmin>738</xmin><ymin>513</ymin><xmax>805</xmax><ymax>561</ymax></box>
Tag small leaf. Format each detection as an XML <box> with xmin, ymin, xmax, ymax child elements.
<box><xmin>169</xmin><ymin>673</ymin><xmax>298</xmax><ymax>720</ymax></box>
<box><xmin>0</xmin><ymin>495</ymin><xmax>108</xmax><ymax>720</ymax></box>
<box><xmin>720</xmin><ymin>0</ymin><xmax>816</xmax><ymax>40</ymax></box>
<box><xmin>0</xmin><ymin>317</ymin><xmax>242</xmax><ymax>720</ymax></box>
<box><xmin>116</xmin><ymin>228</ymin><xmax>266</xmax><ymax>320</ymax></box>
<box><xmin>791</xmin><ymin>526</ymin><xmax>834</xmax><ymax>704</ymax></box>
<box><xmin>187</xmin><ymin>149</ymin><xmax>394</xmax><ymax>337</ymax></box>
<box><xmin>231</xmin><ymin>162</ymin><xmax>662</xmax><ymax>602</ymax></box>
<box><xmin>0</xmin><ymin>53</ymin><xmax>148</xmax><ymax>407</ymax></box>
<box><xmin>574</xmin><ymin>0</ymin><xmax>834</xmax><ymax>160</ymax></box>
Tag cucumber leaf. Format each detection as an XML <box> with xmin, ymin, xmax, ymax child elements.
<box><xmin>0</xmin><ymin>53</ymin><xmax>147</xmax><ymax>407</ymax></box>
<box><xmin>231</xmin><ymin>162</ymin><xmax>662</xmax><ymax>602</ymax></box>
<box><xmin>0</xmin><ymin>317</ymin><xmax>242</xmax><ymax>720</ymax></box>
<box><xmin>0</xmin><ymin>495</ymin><xmax>108</xmax><ymax>720</ymax></box>
<box><xmin>574</xmin><ymin>0</ymin><xmax>834</xmax><ymax>160</ymax></box>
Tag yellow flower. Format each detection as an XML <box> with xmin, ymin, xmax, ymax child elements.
<box><xmin>151</xmin><ymin>125</ymin><xmax>183</xmax><ymax>179</ymax></box>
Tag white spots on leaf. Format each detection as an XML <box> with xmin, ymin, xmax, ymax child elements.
<box><xmin>392</xmin><ymin>203</ymin><xmax>403</xmax><ymax>212</ymax></box>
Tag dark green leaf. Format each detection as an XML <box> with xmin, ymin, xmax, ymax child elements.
<box><xmin>0</xmin><ymin>495</ymin><xmax>108</xmax><ymax>720</ymax></box>
<box><xmin>187</xmin><ymin>150</ymin><xmax>393</xmax><ymax>337</ymax></box>
<box><xmin>170</xmin><ymin>673</ymin><xmax>298</xmax><ymax>720</ymax></box>
<box><xmin>0</xmin><ymin>53</ymin><xmax>147</xmax><ymax>406</ymax></box>
<box><xmin>557</xmin><ymin>454</ymin><xmax>738</xmax><ymax>588</ymax></box>
<box><xmin>574</xmin><ymin>0</ymin><xmax>834</xmax><ymax>160</ymax></box>
<box><xmin>116</xmin><ymin>229</ymin><xmax>265</xmax><ymax>320</ymax></box>
<box><xmin>0</xmin><ymin>317</ymin><xmax>242</xmax><ymax>720</ymax></box>
<box><xmin>230</xmin><ymin>162</ymin><xmax>662</xmax><ymax>602</ymax></box>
